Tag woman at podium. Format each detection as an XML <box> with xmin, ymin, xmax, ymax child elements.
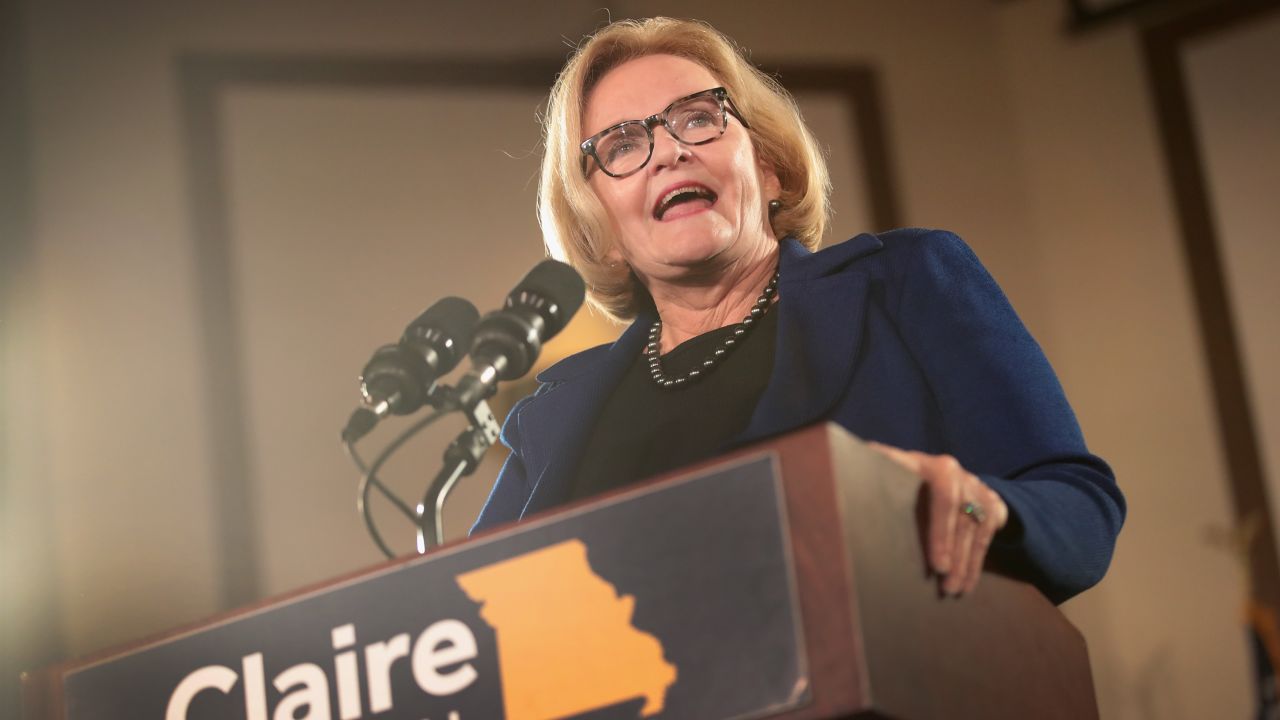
<box><xmin>470</xmin><ymin>17</ymin><xmax>1125</xmax><ymax>604</ymax></box>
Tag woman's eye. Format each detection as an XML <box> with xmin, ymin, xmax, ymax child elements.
<box><xmin>606</xmin><ymin>139</ymin><xmax>642</xmax><ymax>162</ymax></box>
<box><xmin>680</xmin><ymin>110</ymin><xmax>715</xmax><ymax>129</ymax></box>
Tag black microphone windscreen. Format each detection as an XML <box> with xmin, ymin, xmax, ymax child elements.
<box><xmin>403</xmin><ymin>296</ymin><xmax>481</xmax><ymax>371</ymax></box>
<box><xmin>510</xmin><ymin>260</ymin><xmax>586</xmax><ymax>337</ymax></box>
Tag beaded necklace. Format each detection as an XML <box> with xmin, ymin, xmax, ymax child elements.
<box><xmin>646</xmin><ymin>269</ymin><xmax>780</xmax><ymax>390</ymax></box>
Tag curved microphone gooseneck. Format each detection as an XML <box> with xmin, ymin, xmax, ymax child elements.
<box><xmin>416</xmin><ymin>260</ymin><xmax>586</xmax><ymax>551</ymax></box>
<box><xmin>341</xmin><ymin>261</ymin><xmax>586</xmax><ymax>559</ymax></box>
<box><xmin>341</xmin><ymin>296</ymin><xmax>479</xmax><ymax>558</ymax></box>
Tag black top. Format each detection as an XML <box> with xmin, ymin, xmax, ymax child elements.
<box><xmin>568</xmin><ymin>307</ymin><xmax>778</xmax><ymax>501</ymax></box>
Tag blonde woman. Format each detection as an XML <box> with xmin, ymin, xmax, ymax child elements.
<box><xmin>471</xmin><ymin>18</ymin><xmax>1123</xmax><ymax>604</ymax></box>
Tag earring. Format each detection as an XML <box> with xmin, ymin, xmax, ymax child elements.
<box><xmin>768</xmin><ymin>199</ymin><xmax>782</xmax><ymax>212</ymax></box>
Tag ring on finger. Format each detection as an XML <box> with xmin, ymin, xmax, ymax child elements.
<box><xmin>961</xmin><ymin>500</ymin><xmax>986</xmax><ymax>524</ymax></box>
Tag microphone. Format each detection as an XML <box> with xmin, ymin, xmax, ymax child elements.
<box><xmin>454</xmin><ymin>260</ymin><xmax>586</xmax><ymax>409</ymax></box>
<box><xmin>342</xmin><ymin>296</ymin><xmax>480</xmax><ymax>443</ymax></box>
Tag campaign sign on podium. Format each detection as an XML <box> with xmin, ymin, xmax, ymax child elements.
<box><xmin>60</xmin><ymin>455</ymin><xmax>806</xmax><ymax>720</ymax></box>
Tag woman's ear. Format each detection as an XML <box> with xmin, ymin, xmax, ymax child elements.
<box><xmin>602</xmin><ymin>243</ymin><xmax>627</xmax><ymax>269</ymax></box>
<box><xmin>759</xmin><ymin>160</ymin><xmax>782</xmax><ymax>204</ymax></box>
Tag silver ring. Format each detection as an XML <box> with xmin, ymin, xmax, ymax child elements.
<box><xmin>961</xmin><ymin>501</ymin><xmax>986</xmax><ymax>524</ymax></box>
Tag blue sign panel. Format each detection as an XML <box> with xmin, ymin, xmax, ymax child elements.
<box><xmin>64</xmin><ymin>454</ymin><xmax>807</xmax><ymax>720</ymax></box>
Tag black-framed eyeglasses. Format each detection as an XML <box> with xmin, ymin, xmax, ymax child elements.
<box><xmin>580</xmin><ymin>87</ymin><xmax>750</xmax><ymax>179</ymax></box>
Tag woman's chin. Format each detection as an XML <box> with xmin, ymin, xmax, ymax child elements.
<box><xmin>649</xmin><ymin>215</ymin><xmax>731</xmax><ymax>248</ymax></box>
<box><xmin>652</xmin><ymin>235</ymin><xmax>733</xmax><ymax>267</ymax></box>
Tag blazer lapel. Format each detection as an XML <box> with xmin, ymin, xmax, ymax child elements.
<box><xmin>516</xmin><ymin>317</ymin><xmax>650</xmax><ymax>517</ymax></box>
<box><xmin>734</xmin><ymin>235</ymin><xmax>880</xmax><ymax>446</ymax></box>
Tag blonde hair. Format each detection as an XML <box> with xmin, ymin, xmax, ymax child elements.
<box><xmin>539</xmin><ymin>17</ymin><xmax>831</xmax><ymax>321</ymax></box>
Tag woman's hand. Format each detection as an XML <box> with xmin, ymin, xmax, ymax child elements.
<box><xmin>868</xmin><ymin>443</ymin><xmax>1009</xmax><ymax>596</ymax></box>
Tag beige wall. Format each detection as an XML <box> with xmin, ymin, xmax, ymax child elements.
<box><xmin>994</xmin><ymin>4</ymin><xmax>1254</xmax><ymax>715</ymax></box>
<box><xmin>4</xmin><ymin>0</ymin><xmax>1268</xmax><ymax>716</ymax></box>
<box><xmin>1185</xmin><ymin>13</ymin><xmax>1280</xmax><ymax>567</ymax></box>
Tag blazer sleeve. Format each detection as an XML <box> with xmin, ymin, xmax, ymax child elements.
<box><xmin>469</xmin><ymin>391</ymin><xmax>539</xmax><ymax>535</ymax></box>
<box><xmin>892</xmin><ymin>230</ymin><xmax>1126</xmax><ymax>604</ymax></box>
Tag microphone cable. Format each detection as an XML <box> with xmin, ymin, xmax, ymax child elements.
<box><xmin>344</xmin><ymin>404</ymin><xmax>453</xmax><ymax>560</ymax></box>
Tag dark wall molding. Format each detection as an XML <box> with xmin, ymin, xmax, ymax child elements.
<box><xmin>1067</xmin><ymin>0</ymin><xmax>1160</xmax><ymax>30</ymax></box>
<box><xmin>1142</xmin><ymin>0</ymin><xmax>1280</xmax><ymax>601</ymax></box>
<box><xmin>1067</xmin><ymin>0</ymin><xmax>1255</xmax><ymax>32</ymax></box>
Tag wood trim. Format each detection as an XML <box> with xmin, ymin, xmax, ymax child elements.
<box><xmin>1066</xmin><ymin>0</ymin><xmax>1160</xmax><ymax>30</ymax></box>
<box><xmin>1141</xmin><ymin>0</ymin><xmax>1280</xmax><ymax>600</ymax></box>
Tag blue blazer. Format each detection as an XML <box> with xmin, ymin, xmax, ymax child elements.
<box><xmin>472</xmin><ymin>229</ymin><xmax>1125</xmax><ymax>604</ymax></box>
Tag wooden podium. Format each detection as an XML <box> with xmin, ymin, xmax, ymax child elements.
<box><xmin>22</xmin><ymin>423</ymin><xmax>1097</xmax><ymax>719</ymax></box>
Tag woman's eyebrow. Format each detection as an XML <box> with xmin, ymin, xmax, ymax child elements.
<box><xmin>588</xmin><ymin>88</ymin><xmax>698</xmax><ymax>135</ymax></box>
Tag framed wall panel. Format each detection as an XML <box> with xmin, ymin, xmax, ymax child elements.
<box><xmin>180</xmin><ymin>54</ymin><xmax>899</xmax><ymax>607</ymax></box>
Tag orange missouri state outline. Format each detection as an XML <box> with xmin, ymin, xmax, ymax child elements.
<box><xmin>456</xmin><ymin>539</ymin><xmax>678</xmax><ymax>720</ymax></box>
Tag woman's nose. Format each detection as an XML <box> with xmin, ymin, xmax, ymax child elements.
<box><xmin>649</xmin><ymin>128</ymin><xmax>690</xmax><ymax>171</ymax></box>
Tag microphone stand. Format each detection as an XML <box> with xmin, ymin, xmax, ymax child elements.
<box><xmin>414</xmin><ymin>386</ymin><xmax>501</xmax><ymax>553</ymax></box>
<box><xmin>345</xmin><ymin>259</ymin><xmax>583</xmax><ymax>558</ymax></box>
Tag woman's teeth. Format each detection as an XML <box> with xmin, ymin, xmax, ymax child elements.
<box><xmin>655</xmin><ymin>186</ymin><xmax>717</xmax><ymax>219</ymax></box>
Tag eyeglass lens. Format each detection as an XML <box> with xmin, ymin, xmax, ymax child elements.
<box><xmin>594</xmin><ymin>93</ymin><xmax>726</xmax><ymax>176</ymax></box>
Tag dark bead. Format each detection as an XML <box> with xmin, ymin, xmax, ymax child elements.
<box><xmin>674</xmin><ymin>377</ymin><xmax>686</xmax><ymax>386</ymax></box>
<box><xmin>763</xmin><ymin>285</ymin><xmax>776</xmax><ymax>296</ymax></box>
<box><xmin>703</xmin><ymin>359</ymin><xmax>715</xmax><ymax>368</ymax></box>
<box><xmin>663</xmin><ymin>379</ymin><xmax>675</xmax><ymax>388</ymax></box>
<box><xmin>734</xmin><ymin>327</ymin><xmax>747</xmax><ymax>336</ymax></box>
<box><xmin>742</xmin><ymin>316</ymin><xmax>755</xmax><ymax>327</ymax></box>
<box><xmin>749</xmin><ymin>307</ymin><xmax>764</xmax><ymax>318</ymax></box>
<box><xmin>713</xmin><ymin>348</ymin><xmax>727</xmax><ymax>358</ymax></box>
<box><xmin>688</xmin><ymin>369</ymin><xmax>701</xmax><ymax>379</ymax></box>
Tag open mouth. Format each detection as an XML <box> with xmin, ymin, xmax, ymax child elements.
<box><xmin>653</xmin><ymin>184</ymin><xmax>718</xmax><ymax>220</ymax></box>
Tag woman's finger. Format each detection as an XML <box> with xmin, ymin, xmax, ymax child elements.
<box><xmin>922</xmin><ymin>454</ymin><xmax>964</xmax><ymax>575</ymax></box>
<box><xmin>956</xmin><ymin>479</ymin><xmax>990</xmax><ymax>594</ymax></box>
<box><xmin>869</xmin><ymin>442</ymin><xmax>950</xmax><ymax>570</ymax></box>
<box><xmin>945</xmin><ymin>501</ymin><xmax>977</xmax><ymax>595</ymax></box>
<box><xmin>964</xmin><ymin>484</ymin><xmax>1010</xmax><ymax>593</ymax></box>
<box><xmin>868</xmin><ymin>443</ymin><xmax>1006</xmax><ymax>587</ymax></box>
<box><xmin>921</xmin><ymin>454</ymin><xmax>972</xmax><ymax>594</ymax></box>
<box><xmin>963</xmin><ymin>517</ymin><xmax>995</xmax><ymax>593</ymax></box>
